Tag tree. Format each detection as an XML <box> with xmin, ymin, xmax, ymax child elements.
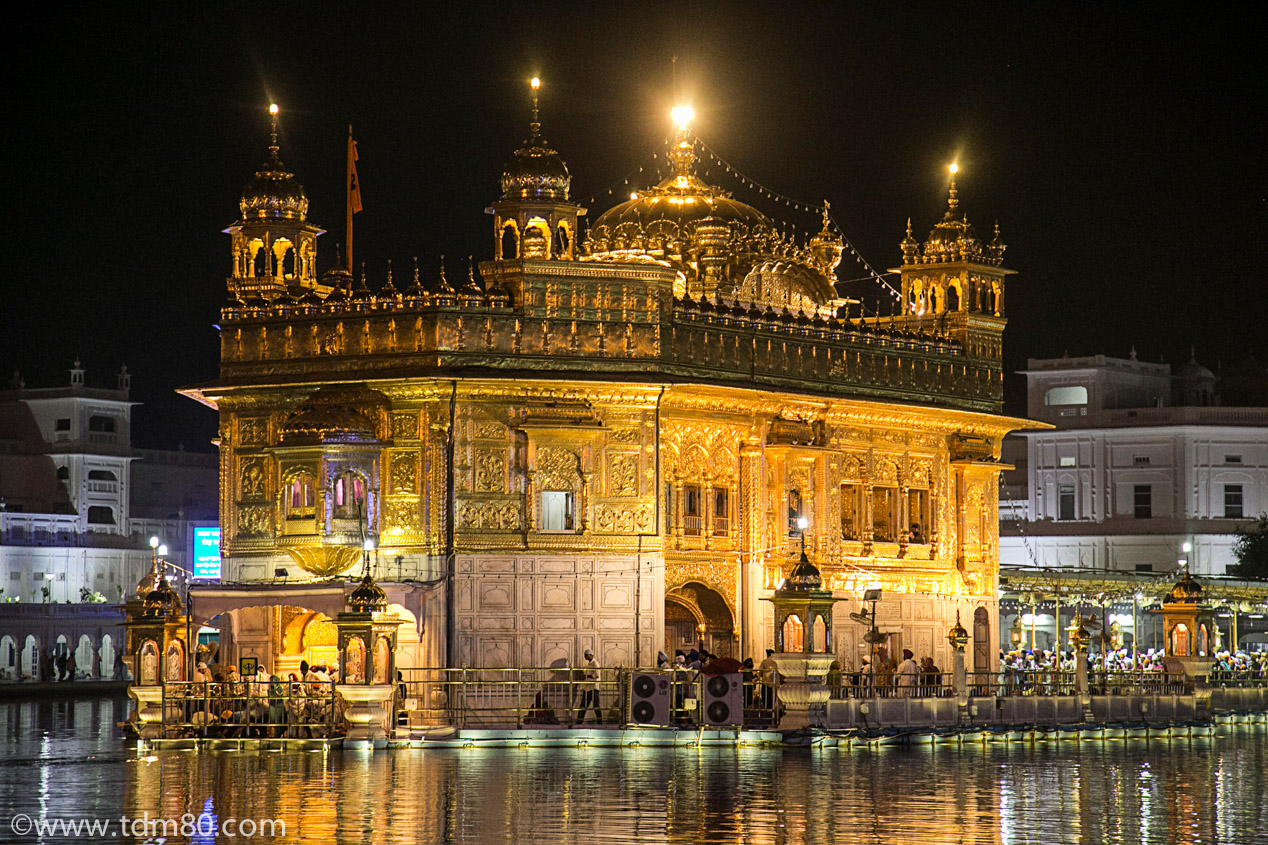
<box><xmin>1229</xmin><ymin>514</ymin><xmax>1268</xmax><ymax>580</ymax></box>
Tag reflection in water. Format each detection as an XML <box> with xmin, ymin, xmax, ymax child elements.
<box><xmin>2</xmin><ymin>699</ymin><xmax>1266</xmax><ymax>844</ymax></box>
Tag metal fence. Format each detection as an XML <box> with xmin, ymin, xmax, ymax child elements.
<box><xmin>829</xmin><ymin>672</ymin><xmax>955</xmax><ymax>699</ymax></box>
<box><xmin>396</xmin><ymin>668</ymin><xmax>778</xmax><ymax>730</ymax></box>
<box><xmin>159</xmin><ymin>680</ymin><xmax>339</xmax><ymax>739</ymax></box>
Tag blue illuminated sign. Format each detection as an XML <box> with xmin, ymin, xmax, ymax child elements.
<box><xmin>192</xmin><ymin>526</ymin><xmax>222</xmax><ymax>580</ymax></box>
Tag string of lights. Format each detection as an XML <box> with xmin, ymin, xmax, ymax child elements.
<box><xmin>692</xmin><ymin>135</ymin><xmax>904</xmax><ymax>303</ymax></box>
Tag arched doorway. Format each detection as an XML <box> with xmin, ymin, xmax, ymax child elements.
<box><xmin>0</xmin><ymin>635</ymin><xmax>16</xmax><ymax>680</ymax></box>
<box><xmin>665</xmin><ymin>582</ymin><xmax>735</xmax><ymax>658</ymax></box>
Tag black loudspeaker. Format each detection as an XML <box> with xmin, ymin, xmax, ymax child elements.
<box><xmin>702</xmin><ymin>672</ymin><xmax>744</xmax><ymax>726</ymax></box>
<box><xmin>628</xmin><ymin>672</ymin><xmax>671</xmax><ymax>725</ymax></box>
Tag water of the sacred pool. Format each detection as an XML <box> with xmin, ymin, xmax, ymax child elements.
<box><xmin>1</xmin><ymin>697</ymin><xmax>1265</xmax><ymax>844</ymax></box>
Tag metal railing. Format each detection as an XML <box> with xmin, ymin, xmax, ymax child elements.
<box><xmin>159</xmin><ymin>680</ymin><xmax>339</xmax><ymax>739</ymax></box>
<box><xmin>967</xmin><ymin>671</ymin><xmax>1079</xmax><ymax>697</ymax></box>
<box><xmin>829</xmin><ymin>672</ymin><xmax>955</xmax><ymax>699</ymax></box>
<box><xmin>1207</xmin><ymin>668</ymin><xmax>1268</xmax><ymax>688</ymax></box>
<box><xmin>396</xmin><ymin>668</ymin><xmax>778</xmax><ymax>730</ymax></box>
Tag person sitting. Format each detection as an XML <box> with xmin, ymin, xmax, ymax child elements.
<box><xmin>525</xmin><ymin>692</ymin><xmax>559</xmax><ymax>725</ymax></box>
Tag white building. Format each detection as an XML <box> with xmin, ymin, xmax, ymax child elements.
<box><xmin>0</xmin><ymin>363</ymin><xmax>217</xmax><ymax>605</ymax></box>
<box><xmin>1000</xmin><ymin>352</ymin><xmax>1268</xmax><ymax>576</ymax></box>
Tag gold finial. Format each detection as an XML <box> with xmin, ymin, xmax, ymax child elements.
<box><xmin>268</xmin><ymin>103</ymin><xmax>281</xmax><ymax>163</ymax></box>
<box><xmin>529</xmin><ymin>77</ymin><xmax>541</xmax><ymax>138</ymax></box>
<box><xmin>821</xmin><ymin>200</ymin><xmax>832</xmax><ymax>231</ymax></box>
<box><xmin>906</xmin><ymin>217</ymin><xmax>914</xmax><ymax>238</ymax></box>
<box><xmin>671</xmin><ymin>104</ymin><xmax>695</xmax><ymax>130</ymax></box>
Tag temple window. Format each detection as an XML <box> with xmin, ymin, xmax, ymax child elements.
<box><xmin>683</xmin><ymin>484</ymin><xmax>703</xmax><ymax>537</ymax></box>
<box><xmin>711</xmin><ymin>487</ymin><xmax>730</xmax><ymax>537</ymax></box>
<box><xmin>907</xmin><ymin>488</ymin><xmax>929</xmax><ymax>543</ymax></box>
<box><xmin>788</xmin><ymin>488</ymin><xmax>803</xmax><ymax>535</ymax></box>
<box><xmin>332</xmin><ymin>472</ymin><xmax>366</xmax><ymax>519</ymax></box>
<box><xmin>540</xmin><ymin>490</ymin><xmax>574</xmax><ymax>531</ymax></box>
<box><xmin>555</xmin><ymin>223</ymin><xmax>571</xmax><ymax>258</ymax></box>
<box><xmin>840</xmin><ymin>483</ymin><xmax>860</xmax><ymax>540</ymax></box>
<box><xmin>88</xmin><ymin>416</ymin><xmax>116</xmax><ymax>433</ymax></box>
<box><xmin>88</xmin><ymin>470</ymin><xmax>117</xmax><ymax>481</ymax></box>
<box><xmin>871</xmin><ymin>487</ymin><xmax>897</xmax><ymax>541</ymax></box>
<box><xmin>287</xmin><ymin>473</ymin><xmax>315</xmax><ymax>518</ymax></box>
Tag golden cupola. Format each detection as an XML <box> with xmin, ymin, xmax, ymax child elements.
<box><xmin>240</xmin><ymin>108</ymin><xmax>309</xmax><ymax>221</ymax></box>
<box><xmin>489</xmin><ymin>78</ymin><xmax>585</xmax><ymax>262</ymax></box>
<box><xmin>916</xmin><ymin>168</ymin><xmax>1006</xmax><ymax>267</ymax></box>
<box><xmin>225</xmin><ymin>104</ymin><xmax>325</xmax><ymax>299</ymax></box>
<box><xmin>583</xmin><ymin>106</ymin><xmax>842</xmax><ymax>316</ymax></box>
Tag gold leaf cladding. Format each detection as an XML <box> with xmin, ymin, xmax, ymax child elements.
<box><xmin>241</xmin><ymin>458</ymin><xmax>267</xmax><ymax>500</ymax></box>
<box><xmin>609</xmin><ymin>428</ymin><xmax>641</xmax><ymax>443</ymax></box>
<box><xmin>457</xmin><ymin>500</ymin><xmax>522</xmax><ymax>530</ymax></box>
<box><xmin>535</xmin><ymin>447</ymin><xmax>578</xmax><ymax>490</ymax></box>
<box><xmin>475</xmin><ymin>451</ymin><xmax>506</xmax><ymax>493</ymax></box>
<box><xmin>474</xmin><ymin>421</ymin><xmax>506</xmax><ymax>439</ymax></box>
<box><xmin>384</xmin><ymin>499</ymin><xmax>420</xmax><ymax>531</ymax></box>
<box><xmin>237</xmin><ymin>505</ymin><xmax>270</xmax><ymax>537</ymax></box>
<box><xmin>390</xmin><ymin>413</ymin><xmax>419</xmax><ymax>440</ymax></box>
<box><xmin>594</xmin><ymin>504</ymin><xmax>652</xmax><ymax>533</ymax></box>
<box><xmin>906</xmin><ymin>459</ymin><xmax>932</xmax><ymax>488</ymax></box>
<box><xmin>284</xmin><ymin>545</ymin><xmax>359</xmax><ymax>578</ymax></box>
<box><xmin>873</xmin><ymin>456</ymin><xmax>898</xmax><ymax>484</ymax></box>
<box><xmin>609</xmin><ymin>454</ymin><xmax>638</xmax><ymax>496</ymax></box>
<box><xmin>390</xmin><ymin>453</ymin><xmax>417</xmax><ymax>493</ymax></box>
<box><xmin>239</xmin><ymin>418</ymin><xmax>266</xmax><ymax>446</ymax></box>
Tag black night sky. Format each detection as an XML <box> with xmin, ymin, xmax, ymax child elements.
<box><xmin>4</xmin><ymin>5</ymin><xmax>1264</xmax><ymax>450</ymax></box>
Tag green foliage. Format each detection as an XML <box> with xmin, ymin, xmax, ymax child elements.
<box><xmin>1229</xmin><ymin>514</ymin><xmax>1268</xmax><ymax>580</ymax></box>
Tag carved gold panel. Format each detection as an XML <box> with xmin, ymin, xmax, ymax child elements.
<box><xmin>390</xmin><ymin>452</ymin><xmax>417</xmax><ymax>494</ymax></box>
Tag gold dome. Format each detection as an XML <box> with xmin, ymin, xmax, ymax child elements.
<box><xmin>584</xmin><ymin>125</ymin><xmax>840</xmax><ymax>315</ymax></box>
<box><xmin>585</xmin><ymin>134</ymin><xmax>772</xmax><ymax>261</ymax></box>
<box><xmin>1166</xmin><ymin>568</ymin><xmax>1204</xmax><ymax>603</ymax></box>
<box><xmin>500</xmin><ymin>81</ymin><xmax>571</xmax><ymax>201</ymax></box>
<box><xmin>348</xmin><ymin>571</ymin><xmax>388</xmax><ymax>613</ymax></box>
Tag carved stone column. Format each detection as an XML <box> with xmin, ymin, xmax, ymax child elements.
<box><xmin>739</xmin><ymin>441</ymin><xmax>764</xmax><ymax>659</ymax></box>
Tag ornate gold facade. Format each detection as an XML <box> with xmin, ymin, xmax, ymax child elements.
<box><xmin>183</xmin><ymin>90</ymin><xmax>1028</xmax><ymax>671</ymax></box>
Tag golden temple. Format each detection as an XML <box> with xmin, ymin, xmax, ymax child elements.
<box><xmin>182</xmin><ymin>84</ymin><xmax>1029</xmax><ymax>675</ymax></box>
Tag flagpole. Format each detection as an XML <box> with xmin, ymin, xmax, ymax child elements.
<box><xmin>346</xmin><ymin>124</ymin><xmax>355</xmax><ymax>273</ymax></box>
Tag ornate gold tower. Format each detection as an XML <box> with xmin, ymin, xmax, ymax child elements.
<box><xmin>223</xmin><ymin>105</ymin><xmax>326</xmax><ymax>300</ymax></box>
<box><xmin>488</xmin><ymin>79</ymin><xmax>586</xmax><ymax>261</ymax></box>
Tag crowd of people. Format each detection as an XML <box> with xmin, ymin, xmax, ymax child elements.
<box><xmin>172</xmin><ymin>659</ymin><xmax>339</xmax><ymax>738</ymax></box>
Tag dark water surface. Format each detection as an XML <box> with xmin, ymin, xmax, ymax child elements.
<box><xmin>1</xmin><ymin>697</ymin><xmax>1265</xmax><ymax>844</ymax></box>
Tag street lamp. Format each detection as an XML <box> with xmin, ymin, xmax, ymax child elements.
<box><xmin>796</xmin><ymin>516</ymin><xmax>809</xmax><ymax>554</ymax></box>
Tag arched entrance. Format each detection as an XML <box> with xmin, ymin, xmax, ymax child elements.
<box><xmin>665</xmin><ymin>582</ymin><xmax>735</xmax><ymax>658</ymax></box>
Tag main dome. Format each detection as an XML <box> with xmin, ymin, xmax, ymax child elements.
<box><xmin>582</xmin><ymin>129</ymin><xmax>842</xmax><ymax>315</ymax></box>
<box><xmin>586</xmin><ymin>136</ymin><xmax>771</xmax><ymax>254</ymax></box>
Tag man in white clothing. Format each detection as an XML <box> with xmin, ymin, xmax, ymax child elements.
<box><xmin>896</xmin><ymin>649</ymin><xmax>920</xmax><ymax>697</ymax></box>
<box><xmin>575</xmin><ymin>650</ymin><xmax>603</xmax><ymax>725</ymax></box>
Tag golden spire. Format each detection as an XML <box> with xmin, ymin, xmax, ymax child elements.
<box><xmin>945</xmin><ymin>162</ymin><xmax>960</xmax><ymax>218</ymax></box>
<box><xmin>268</xmin><ymin>103</ymin><xmax>281</xmax><ymax>165</ymax></box>
<box><xmin>529</xmin><ymin>77</ymin><xmax>542</xmax><ymax>139</ymax></box>
<box><xmin>667</xmin><ymin>105</ymin><xmax>699</xmax><ymax>186</ymax></box>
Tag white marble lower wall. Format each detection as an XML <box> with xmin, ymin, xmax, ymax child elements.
<box><xmin>454</xmin><ymin>553</ymin><xmax>663</xmax><ymax>669</ymax></box>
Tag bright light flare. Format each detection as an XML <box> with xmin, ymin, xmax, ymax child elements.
<box><xmin>797</xmin><ymin>516</ymin><xmax>809</xmax><ymax>531</ymax></box>
<box><xmin>363</xmin><ymin>538</ymin><xmax>376</xmax><ymax>552</ymax></box>
<box><xmin>158</xmin><ymin>545</ymin><xmax>168</xmax><ymax>557</ymax></box>
<box><xmin>269</xmin><ymin>103</ymin><xmax>279</xmax><ymax>115</ymax></box>
<box><xmin>948</xmin><ymin>162</ymin><xmax>959</xmax><ymax>175</ymax></box>
<box><xmin>671</xmin><ymin>104</ymin><xmax>694</xmax><ymax>129</ymax></box>
<box><xmin>530</xmin><ymin>77</ymin><xmax>541</xmax><ymax>90</ymax></box>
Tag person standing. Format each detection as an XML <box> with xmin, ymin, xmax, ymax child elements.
<box><xmin>758</xmin><ymin>649</ymin><xmax>779</xmax><ymax>712</ymax></box>
<box><xmin>575</xmin><ymin>650</ymin><xmax>602</xmax><ymax>725</ymax></box>
<box><xmin>896</xmin><ymin>649</ymin><xmax>920</xmax><ymax>697</ymax></box>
